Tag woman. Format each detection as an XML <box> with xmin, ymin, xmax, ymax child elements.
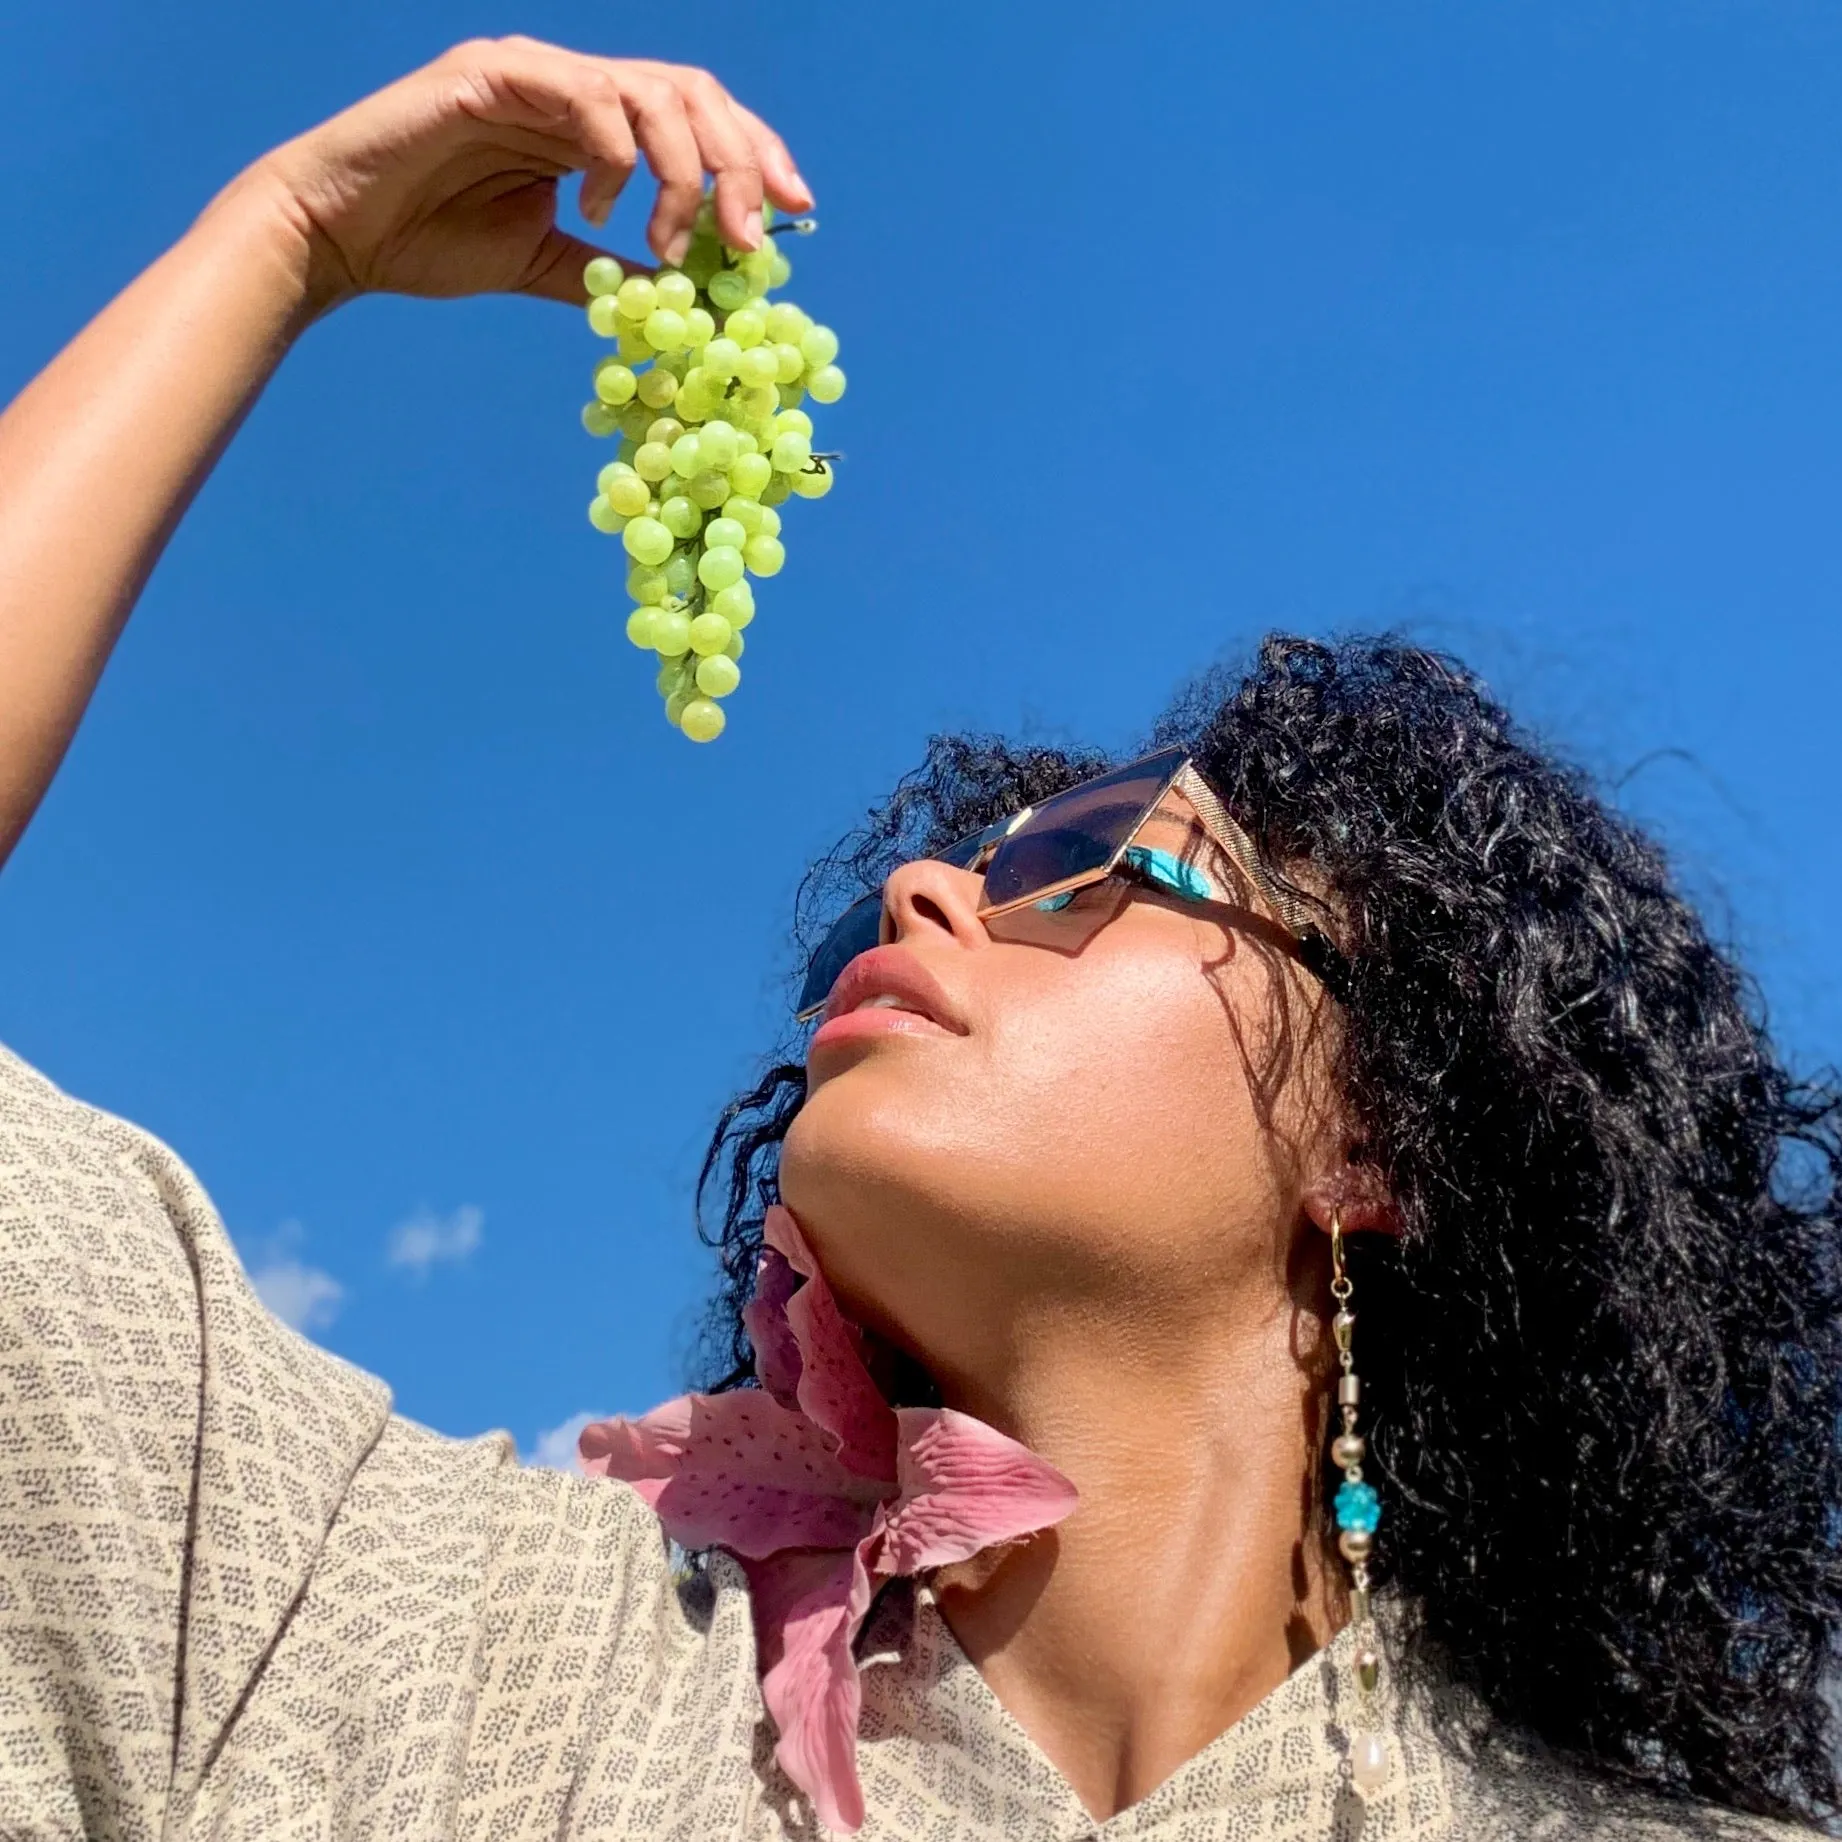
<box><xmin>0</xmin><ymin>39</ymin><xmax>1833</xmax><ymax>1842</ymax></box>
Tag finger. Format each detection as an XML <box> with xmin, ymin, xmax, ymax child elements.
<box><xmin>613</xmin><ymin>70</ymin><xmax>706</xmax><ymax>266</ymax></box>
<box><xmin>519</xmin><ymin>230</ymin><xmax>651</xmax><ymax>307</ymax></box>
<box><xmin>670</xmin><ymin>70</ymin><xmax>765</xmax><ymax>252</ymax></box>
<box><xmin>728</xmin><ymin>100</ymin><xmax>813</xmax><ymax>214</ymax></box>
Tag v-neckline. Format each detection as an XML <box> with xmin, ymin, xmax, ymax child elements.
<box><xmin>852</xmin><ymin>1579</ymin><xmax>1399</xmax><ymax>1840</ymax></box>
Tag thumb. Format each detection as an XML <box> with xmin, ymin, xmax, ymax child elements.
<box><xmin>518</xmin><ymin>229</ymin><xmax>652</xmax><ymax>307</ymax></box>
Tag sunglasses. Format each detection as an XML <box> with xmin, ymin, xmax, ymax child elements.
<box><xmin>795</xmin><ymin>746</ymin><xmax>1351</xmax><ymax>1022</ymax></box>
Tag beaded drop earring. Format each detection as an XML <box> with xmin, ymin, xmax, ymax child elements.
<box><xmin>1329</xmin><ymin>1211</ymin><xmax>1390</xmax><ymax>1793</ymax></box>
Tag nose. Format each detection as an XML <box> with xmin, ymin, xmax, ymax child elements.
<box><xmin>880</xmin><ymin>856</ymin><xmax>990</xmax><ymax>954</ymax></box>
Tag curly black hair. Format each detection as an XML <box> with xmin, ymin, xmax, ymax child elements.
<box><xmin>694</xmin><ymin>634</ymin><xmax>1842</xmax><ymax>1827</ymax></box>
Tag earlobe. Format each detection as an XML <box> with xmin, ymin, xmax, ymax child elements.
<box><xmin>1303</xmin><ymin>1156</ymin><xmax>1404</xmax><ymax>1238</ymax></box>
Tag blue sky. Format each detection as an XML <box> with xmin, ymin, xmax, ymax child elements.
<box><xmin>3</xmin><ymin>1</ymin><xmax>1839</xmax><ymax>1462</ymax></box>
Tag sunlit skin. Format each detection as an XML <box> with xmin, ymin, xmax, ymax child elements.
<box><xmin>781</xmin><ymin>800</ymin><xmax>1396</xmax><ymax>1820</ymax></box>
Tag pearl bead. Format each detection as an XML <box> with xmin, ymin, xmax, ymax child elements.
<box><xmin>1351</xmin><ymin>1730</ymin><xmax>1390</xmax><ymax>1792</ymax></box>
<box><xmin>1338</xmin><ymin>1527</ymin><xmax>1374</xmax><ymax>1563</ymax></box>
<box><xmin>1331</xmin><ymin>1432</ymin><xmax>1365</xmax><ymax>1469</ymax></box>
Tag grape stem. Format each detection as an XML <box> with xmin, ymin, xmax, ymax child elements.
<box><xmin>766</xmin><ymin>218</ymin><xmax>818</xmax><ymax>236</ymax></box>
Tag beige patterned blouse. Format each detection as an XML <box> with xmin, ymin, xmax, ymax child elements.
<box><xmin>0</xmin><ymin>1044</ymin><xmax>1813</xmax><ymax>1840</ymax></box>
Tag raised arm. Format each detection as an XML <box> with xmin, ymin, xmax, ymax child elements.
<box><xmin>0</xmin><ymin>38</ymin><xmax>809</xmax><ymax>868</ymax></box>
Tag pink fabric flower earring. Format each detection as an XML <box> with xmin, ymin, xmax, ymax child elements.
<box><xmin>577</xmin><ymin>1205</ymin><xmax>1078</xmax><ymax>1834</ymax></box>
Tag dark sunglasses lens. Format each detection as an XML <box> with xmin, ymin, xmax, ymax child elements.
<box><xmin>981</xmin><ymin>758</ymin><xmax>1181</xmax><ymax>908</ymax></box>
<box><xmin>798</xmin><ymin>892</ymin><xmax>886</xmax><ymax>1018</ymax></box>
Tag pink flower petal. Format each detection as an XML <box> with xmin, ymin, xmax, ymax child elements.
<box><xmin>743</xmin><ymin>1242</ymin><xmax>804</xmax><ymax>1408</ymax></box>
<box><xmin>579</xmin><ymin>1392</ymin><xmax>882</xmax><ymax>1558</ymax></box>
<box><xmin>742</xmin><ymin>1544</ymin><xmax>878</xmax><ymax>1834</ymax></box>
<box><xmin>875</xmin><ymin>1407</ymin><xmax>1080</xmax><ymax>1575</ymax></box>
<box><xmin>763</xmin><ymin>1206</ymin><xmax>899</xmax><ymax>1484</ymax></box>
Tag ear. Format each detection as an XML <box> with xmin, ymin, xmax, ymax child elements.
<box><xmin>1302</xmin><ymin>1145</ymin><xmax>1403</xmax><ymax>1239</ymax></box>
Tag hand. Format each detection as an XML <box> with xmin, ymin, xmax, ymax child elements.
<box><xmin>248</xmin><ymin>37</ymin><xmax>812</xmax><ymax>316</ymax></box>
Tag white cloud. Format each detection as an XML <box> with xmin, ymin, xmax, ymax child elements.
<box><xmin>251</xmin><ymin>1256</ymin><xmax>345</xmax><ymax>1333</ymax></box>
<box><xmin>525</xmin><ymin>1409</ymin><xmax>606</xmax><ymax>1472</ymax></box>
<box><xmin>386</xmin><ymin>1204</ymin><xmax>483</xmax><ymax>1279</ymax></box>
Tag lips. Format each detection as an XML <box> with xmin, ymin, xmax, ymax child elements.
<box><xmin>817</xmin><ymin>945</ymin><xmax>967</xmax><ymax>1035</ymax></box>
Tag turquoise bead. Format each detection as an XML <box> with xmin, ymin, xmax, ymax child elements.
<box><xmin>1335</xmin><ymin>1479</ymin><xmax>1382</xmax><ymax>1533</ymax></box>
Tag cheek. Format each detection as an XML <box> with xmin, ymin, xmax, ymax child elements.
<box><xmin>782</xmin><ymin>929</ymin><xmax>1286</xmax><ymax>1307</ymax></box>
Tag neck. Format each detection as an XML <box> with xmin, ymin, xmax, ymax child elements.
<box><xmin>927</xmin><ymin>1294</ymin><xmax>1341</xmax><ymax>1822</ymax></box>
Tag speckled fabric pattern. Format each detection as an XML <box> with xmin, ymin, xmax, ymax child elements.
<box><xmin>0</xmin><ymin>1043</ymin><xmax>1815</xmax><ymax>1839</ymax></box>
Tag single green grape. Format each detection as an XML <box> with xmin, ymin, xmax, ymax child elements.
<box><xmin>710</xmin><ymin>581</ymin><xmax>755</xmax><ymax>627</ymax></box>
<box><xmin>739</xmin><ymin>248</ymin><xmax>775</xmax><ymax>291</ymax></box>
<box><xmin>703</xmin><ymin>516</ymin><xmax>747</xmax><ymax>551</ymax></box>
<box><xmin>663</xmin><ymin>552</ymin><xmax>697</xmax><ymax>597</ymax></box>
<box><xmin>622</xmin><ymin>516</ymin><xmax>673</xmax><ymax>565</ymax></box>
<box><xmin>660</xmin><ymin>496</ymin><xmax>703</xmax><ymax>539</ymax></box>
<box><xmin>625</xmin><ymin>606</ymin><xmax>660</xmax><ymax>649</ymax></box>
<box><xmin>764</xmin><ymin>302</ymin><xmax>809</xmax><ymax>344</ymax></box>
<box><xmin>698</xmin><ymin>546</ymin><xmax>745</xmax><ymax>591</ymax></box>
<box><xmin>614</xmin><ymin>435</ymin><xmax>641</xmax><ymax>466</ymax></box>
<box><xmin>744</xmin><ymin>534</ymin><xmax>786</xmax><ymax>576</ymax></box>
<box><xmin>770</xmin><ymin>431</ymin><xmax>812</xmax><ymax>472</ymax></box>
<box><xmin>806</xmin><ymin>365</ymin><xmax>847</xmax><ymax>404</ymax></box>
<box><xmin>584</xmin><ymin>256</ymin><xmax>625</xmax><ymax>297</ymax></box>
<box><xmin>666</xmin><ymin>689</ymin><xmax>696</xmax><ymax>727</ymax></box>
<box><xmin>618</xmin><ymin>400</ymin><xmax>655</xmax><ymax>439</ymax></box>
<box><xmin>683</xmin><ymin>306</ymin><xmax>716</xmax><ymax>347</ymax></box>
<box><xmin>616</xmin><ymin>330</ymin><xmax>653</xmax><ymax>365</ymax></box>
<box><xmin>760</xmin><ymin>471</ymin><xmax>792</xmax><ymax>506</ymax></box>
<box><xmin>777</xmin><ymin>382</ymin><xmax>806</xmax><ymax>410</ymax></box>
<box><xmin>724</xmin><ymin>629</ymin><xmax>746</xmax><ymax>660</ymax></box>
<box><xmin>627</xmin><ymin>564</ymin><xmax>669</xmax><ymax>604</ymax></box>
<box><xmin>725</xmin><ymin>306</ymin><xmax>767</xmax><ymax>349</ymax></box>
<box><xmin>633</xmin><ymin>441</ymin><xmax>675</xmax><ymax>483</ymax></box>
<box><xmin>636</xmin><ymin>369</ymin><xmax>678</xmax><ymax>409</ymax></box>
<box><xmin>680</xmin><ymin>697</ymin><xmax>726</xmax><ymax>742</ymax></box>
<box><xmin>597</xmin><ymin>459</ymin><xmax>631</xmax><ymax>494</ymax></box>
<box><xmin>695</xmin><ymin>653</ymin><xmax>741</xmax><ymax>698</ymax></box>
<box><xmin>735</xmin><ymin>429</ymin><xmax>760</xmax><ymax>454</ymax></box>
<box><xmin>653</xmin><ymin>270</ymin><xmax>696</xmax><ymax>314</ymax></box>
<box><xmin>767</xmin><ymin>250</ymin><xmax>792</xmax><ymax>288</ymax></box>
<box><xmin>593</xmin><ymin>364</ymin><xmax>637</xmax><ymax>405</ymax></box>
<box><xmin>605</xmin><ymin>473</ymin><xmax>650</xmax><ymax>517</ymax></box>
<box><xmin>702</xmin><ymin>337</ymin><xmax>742</xmax><ymax>379</ymax></box>
<box><xmin>587</xmin><ymin>294</ymin><xmax>622</xmax><ymax>337</ymax></box>
<box><xmin>774</xmin><ymin>343</ymin><xmax>807</xmax><ymax>384</ymax></box>
<box><xmin>674</xmin><ymin>381</ymin><xmax>715</xmax><ymax>424</ymax></box>
<box><xmin>644</xmin><ymin>307</ymin><xmax>687</xmax><ymax>352</ymax></box>
<box><xmin>756</xmin><ymin>505</ymin><xmax>783</xmax><ymax>538</ymax></box>
<box><xmin>688</xmin><ymin>468</ymin><xmax>732</xmax><ymax>510</ymax></box>
<box><xmin>738</xmin><ymin>384</ymin><xmax>781</xmax><ymax>424</ymax></box>
<box><xmin>645</xmin><ymin>417</ymin><xmax>685</xmax><ymax>449</ymax></box>
<box><xmin>669</xmin><ymin>433</ymin><xmax>704</xmax><ymax>476</ymax></box>
<box><xmin>697</xmin><ymin>420</ymin><xmax>740</xmax><ymax>470</ymax></box>
<box><xmin>707</xmin><ymin>270</ymin><xmax>750</xmax><ymax>311</ymax></box>
<box><xmin>738</xmin><ymin>345</ymin><xmax>780</xmax><ymax>388</ymax></box>
<box><xmin>652</xmin><ymin>606</ymin><xmax>694</xmax><ymax>657</ymax></box>
<box><xmin>774</xmin><ymin>408</ymin><xmax>815</xmax><ymax>440</ymax></box>
<box><xmin>688</xmin><ymin>611</ymin><xmax>734</xmax><ymax>656</ymax></box>
<box><xmin>656</xmin><ymin>657</ymin><xmax>691</xmax><ymax>697</ymax></box>
<box><xmin>788</xmin><ymin>463</ymin><xmax>834</xmax><ymax>500</ymax></box>
<box><xmin>721</xmin><ymin>496</ymin><xmax>767</xmax><ymax>537</ymax></box>
<box><xmin>799</xmin><ymin>324</ymin><xmax>840</xmax><ymax>369</ymax></box>
<box><xmin>581</xmin><ymin>402</ymin><xmax>620</xmax><ymax>437</ymax></box>
<box><xmin>728</xmin><ymin>452</ymin><xmax>773</xmax><ymax>499</ymax></box>
<box><xmin>588</xmin><ymin>495</ymin><xmax>625</xmax><ymax>534</ymax></box>
<box><xmin>616</xmin><ymin>275</ymin><xmax>657</xmax><ymax>320</ymax></box>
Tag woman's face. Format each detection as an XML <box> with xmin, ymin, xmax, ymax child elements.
<box><xmin>779</xmin><ymin>801</ymin><xmax>1346</xmax><ymax>1392</ymax></box>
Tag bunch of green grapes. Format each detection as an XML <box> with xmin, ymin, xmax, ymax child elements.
<box><xmin>578</xmin><ymin>201</ymin><xmax>845</xmax><ymax>742</ymax></box>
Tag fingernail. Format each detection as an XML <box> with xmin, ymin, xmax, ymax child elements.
<box><xmin>744</xmin><ymin>207</ymin><xmax>763</xmax><ymax>249</ymax></box>
<box><xmin>790</xmin><ymin>168</ymin><xmax>813</xmax><ymax>205</ymax></box>
<box><xmin>665</xmin><ymin>228</ymin><xmax>692</xmax><ymax>266</ymax></box>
